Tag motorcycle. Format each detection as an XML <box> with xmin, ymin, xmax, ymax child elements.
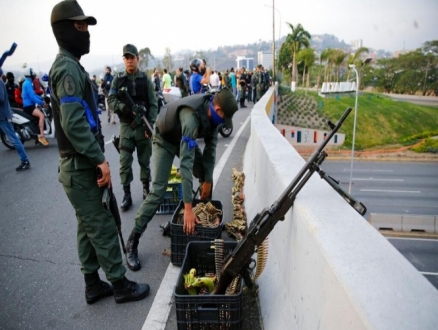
<box><xmin>1</xmin><ymin>102</ymin><xmax>55</xmax><ymax>149</ymax></box>
<box><xmin>161</xmin><ymin>85</ymin><xmax>232</xmax><ymax>138</ymax></box>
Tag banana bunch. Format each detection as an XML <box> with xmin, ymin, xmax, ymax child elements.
<box><xmin>183</xmin><ymin>268</ymin><xmax>216</xmax><ymax>295</ymax></box>
<box><xmin>168</xmin><ymin>165</ymin><xmax>181</xmax><ymax>183</ymax></box>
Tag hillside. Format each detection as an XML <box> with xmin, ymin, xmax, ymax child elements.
<box><xmin>277</xmin><ymin>89</ymin><xmax>438</xmax><ymax>152</ymax></box>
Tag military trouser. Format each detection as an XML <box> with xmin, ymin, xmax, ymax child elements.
<box><xmin>256</xmin><ymin>86</ymin><xmax>262</xmax><ymax>102</ymax></box>
<box><xmin>134</xmin><ymin>138</ymin><xmax>206</xmax><ymax>234</ymax></box>
<box><xmin>119</xmin><ymin>123</ymin><xmax>152</xmax><ymax>186</ymax></box>
<box><xmin>59</xmin><ymin>167</ymin><xmax>126</xmax><ymax>282</ymax></box>
<box><xmin>239</xmin><ymin>86</ymin><xmax>246</xmax><ymax>105</ymax></box>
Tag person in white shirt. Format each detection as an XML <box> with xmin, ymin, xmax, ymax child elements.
<box><xmin>209</xmin><ymin>70</ymin><xmax>220</xmax><ymax>88</ymax></box>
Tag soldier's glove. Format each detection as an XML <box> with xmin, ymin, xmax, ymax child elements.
<box><xmin>200</xmin><ymin>182</ymin><xmax>212</xmax><ymax>200</ymax></box>
<box><xmin>120</xmin><ymin>103</ymin><xmax>131</xmax><ymax>115</ymax></box>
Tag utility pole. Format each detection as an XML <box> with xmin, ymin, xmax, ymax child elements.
<box><xmin>272</xmin><ymin>0</ymin><xmax>276</xmax><ymax>82</ymax></box>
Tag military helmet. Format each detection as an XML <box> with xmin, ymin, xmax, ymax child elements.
<box><xmin>51</xmin><ymin>0</ymin><xmax>97</xmax><ymax>26</ymax></box>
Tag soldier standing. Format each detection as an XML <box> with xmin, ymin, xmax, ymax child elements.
<box><xmin>49</xmin><ymin>0</ymin><xmax>150</xmax><ymax>304</ymax></box>
<box><xmin>238</xmin><ymin>67</ymin><xmax>247</xmax><ymax>108</ymax></box>
<box><xmin>108</xmin><ymin>44</ymin><xmax>158</xmax><ymax>211</ymax></box>
<box><xmin>124</xmin><ymin>88</ymin><xmax>238</xmax><ymax>271</ymax></box>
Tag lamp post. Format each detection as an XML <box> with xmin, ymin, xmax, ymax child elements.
<box><xmin>264</xmin><ymin>4</ymin><xmax>282</xmax><ymax>49</ymax></box>
<box><xmin>348</xmin><ymin>57</ymin><xmax>372</xmax><ymax>194</ymax></box>
<box><xmin>265</xmin><ymin>2</ymin><xmax>282</xmax><ymax>82</ymax></box>
<box><xmin>348</xmin><ymin>64</ymin><xmax>359</xmax><ymax>194</ymax></box>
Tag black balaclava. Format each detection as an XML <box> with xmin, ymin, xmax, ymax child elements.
<box><xmin>52</xmin><ymin>20</ymin><xmax>90</xmax><ymax>59</ymax></box>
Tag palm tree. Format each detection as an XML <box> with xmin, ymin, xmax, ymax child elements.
<box><xmin>332</xmin><ymin>49</ymin><xmax>347</xmax><ymax>82</ymax></box>
<box><xmin>346</xmin><ymin>47</ymin><xmax>369</xmax><ymax>81</ymax></box>
<box><xmin>285</xmin><ymin>23</ymin><xmax>311</xmax><ymax>92</ymax></box>
<box><xmin>297</xmin><ymin>48</ymin><xmax>315</xmax><ymax>94</ymax></box>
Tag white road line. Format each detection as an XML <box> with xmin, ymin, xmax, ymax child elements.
<box><xmin>387</xmin><ymin>237</ymin><xmax>438</xmax><ymax>242</ymax></box>
<box><xmin>360</xmin><ymin>189</ymin><xmax>421</xmax><ymax>193</ymax></box>
<box><xmin>353</xmin><ymin>178</ymin><xmax>404</xmax><ymax>182</ymax></box>
<box><xmin>141</xmin><ymin>116</ymin><xmax>251</xmax><ymax>330</ymax></box>
<box><xmin>420</xmin><ymin>272</ymin><xmax>438</xmax><ymax>276</ymax></box>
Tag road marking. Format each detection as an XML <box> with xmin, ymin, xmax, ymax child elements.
<box><xmin>354</xmin><ymin>178</ymin><xmax>404</xmax><ymax>182</ymax></box>
<box><xmin>141</xmin><ymin>116</ymin><xmax>251</xmax><ymax>330</ymax></box>
<box><xmin>387</xmin><ymin>237</ymin><xmax>438</xmax><ymax>242</ymax></box>
<box><xmin>360</xmin><ymin>189</ymin><xmax>421</xmax><ymax>193</ymax></box>
<box><xmin>420</xmin><ymin>272</ymin><xmax>438</xmax><ymax>276</ymax></box>
<box><xmin>344</xmin><ymin>169</ymin><xmax>393</xmax><ymax>173</ymax></box>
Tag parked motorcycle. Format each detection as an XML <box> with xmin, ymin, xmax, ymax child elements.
<box><xmin>161</xmin><ymin>85</ymin><xmax>232</xmax><ymax>138</ymax></box>
<box><xmin>1</xmin><ymin>103</ymin><xmax>55</xmax><ymax>149</ymax></box>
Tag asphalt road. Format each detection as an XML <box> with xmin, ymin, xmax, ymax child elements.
<box><xmin>1</xmin><ymin>105</ymin><xmax>437</xmax><ymax>329</ymax></box>
<box><xmin>322</xmin><ymin>160</ymin><xmax>438</xmax><ymax>289</ymax></box>
<box><xmin>0</xmin><ymin>103</ymin><xmax>255</xmax><ymax>330</ymax></box>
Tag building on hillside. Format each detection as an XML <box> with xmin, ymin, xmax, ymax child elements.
<box><xmin>350</xmin><ymin>39</ymin><xmax>363</xmax><ymax>50</ymax></box>
<box><xmin>236</xmin><ymin>56</ymin><xmax>254</xmax><ymax>71</ymax></box>
<box><xmin>393</xmin><ymin>49</ymin><xmax>410</xmax><ymax>58</ymax></box>
<box><xmin>257</xmin><ymin>51</ymin><xmax>276</xmax><ymax>70</ymax></box>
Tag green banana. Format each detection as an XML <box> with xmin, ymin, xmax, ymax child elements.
<box><xmin>184</xmin><ymin>268</ymin><xmax>198</xmax><ymax>295</ymax></box>
<box><xmin>191</xmin><ymin>276</ymin><xmax>216</xmax><ymax>293</ymax></box>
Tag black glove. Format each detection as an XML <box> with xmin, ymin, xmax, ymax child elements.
<box><xmin>121</xmin><ymin>104</ymin><xmax>131</xmax><ymax>115</ymax></box>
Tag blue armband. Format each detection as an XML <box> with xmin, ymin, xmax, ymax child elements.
<box><xmin>60</xmin><ymin>96</ymin><xmax>97</xmax><ymax>133</ymax></box>
<box><xmin>182</xmin><ymin>136</ymin><xmax>197</xmax><ymax>151</ymax></box>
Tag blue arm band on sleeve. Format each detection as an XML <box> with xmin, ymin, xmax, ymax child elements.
<box><xmin>182</xmin><ymin>136</ymin><xmax>197</xmax><ymax>151</ymax></box>
<box><xmin>60</xmin><ymin>96</ymin><xmax>97</xmax><ymax>132</ymax></box>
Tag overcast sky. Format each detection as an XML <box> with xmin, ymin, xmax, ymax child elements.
<box><xmin>1</xmin><ymin>0</ymin><xmax>437</xmax><ymax>74</ymax></box>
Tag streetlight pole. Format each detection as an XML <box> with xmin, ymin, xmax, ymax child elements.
<box><xmin>348</xmin><ymin>64</ymin><xmax>359</xmax><ymax>194</ymax></box>
<box><xmin>265</xmin><ymin>2</ymin><xmax>282</xmax><ymax>81</ymax></box>
<box><xmin>271</xmin><ymin>0</ymin><xmax>276</xmax><ymax>82</ymax></box>
<box><xmin>348</xmin><ymin>57</ymin><xmax>372</xmax><ymax>194</ymax></box>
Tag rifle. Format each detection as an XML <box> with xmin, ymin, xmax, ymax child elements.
<box><xmin>96</xmin><ymin>167</ymin><xmax>127</xmax><ymax>258</ymax></box>
<box><xmin>112</xmin><ymin>134</ymin><xmax>120</xmax><ymax>154</ymax></box>
<box><xmin>212</xmin><ymin>107</ymin><xmax>367</xmax><ymax>294</ymax></box>
<box><xmin>118</xmin><ymin>87</ymin><xmax>154</xmax><ymax>137</ymax></box>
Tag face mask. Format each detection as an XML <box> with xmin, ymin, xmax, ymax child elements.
<box><xmin>209</xmin><ymin>102</ymin><xmax>224</xmax><ymax>126</ymax></box>
<box><xmin>52</xmin><ymin>20</ymin><xmax>90</xmax><ymax>59</ymax></box>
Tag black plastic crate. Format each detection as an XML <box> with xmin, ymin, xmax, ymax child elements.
<box><xmin>156</xmin><ymin>183</ymin><xmax>182</xmax><ymax>215</ymax></box>
<box><xmin>171</xmin><ymin>199</ymin><xmax>223</xmax><ymax>266</ymax></box>
<box><xmin>174</xmin><ymin>241</ymin><xmax>242</xmax><ymax>330</ymax></box>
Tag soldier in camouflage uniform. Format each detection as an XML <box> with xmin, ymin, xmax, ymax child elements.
<box><xmin>49</xmin><ymin>0</ymin><xmax>149</xmax><ymax>304</ymax></box>
<box><xmin>125</xmin><ymin>88</ymin><xmax>238</xmax><ymax>271</ymax></box>
<box><xmin>107</xmin><ymin>44</ymin><xmax>158</xmax><ymax>212</ymax></box>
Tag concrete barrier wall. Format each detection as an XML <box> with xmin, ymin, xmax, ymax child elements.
<box><xmin>243</xmin><ymin>87</ymin><xmax>438</xmax><ymax>330</ymax></box>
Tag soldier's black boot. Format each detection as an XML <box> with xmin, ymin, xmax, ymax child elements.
<box><xmin>121</xmin><ymin>185</ymin><xmax>132</xmax><ymax>211</ymax></box>
<box><xmin>142</xmin><ymin>181</ymin><xmax>150</xmax><ymax>200</ymax></box>
<box><xmin>112</xmin><ymin>276</ymin><xmax>150</xmax><ymax>304</ymax></box>
<box><xmin>84</xmin><ymin>272</ymin><xmax>113</xmax><ymax>304</ymax></box>
<box><xmin>126</xmin><ymin>230</ymin><xmax>142</xmax><ymax>271</ymax></box>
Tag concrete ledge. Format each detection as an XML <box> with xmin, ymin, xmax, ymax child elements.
<box><xmin>369</xmin><ymin>213</ymin><xmax>402</xmax><ymax>231</ymax></box>
<box><xmin>402</xmin><ymin>215</ymin><xmax>436</xmax><ymax>233</ymax></box>
<box><xmin>245</xmin><ymin>87</ymin><xmax>438</xmax><ymax>330</ymax></box>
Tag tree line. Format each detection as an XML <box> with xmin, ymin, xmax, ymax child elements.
<box><xmin>278</xmin><ymin>23</ymin><xmax>438</xmax><ymax>96</ymax></box>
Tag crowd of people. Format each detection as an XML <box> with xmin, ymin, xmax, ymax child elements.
<box><xmin>1</xmin><ymin>0</ymin><xmax>271</xmax><ymax>308</ymax></box>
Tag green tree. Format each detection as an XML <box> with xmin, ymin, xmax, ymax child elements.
<box><xmin>296</xmin><ymin>48</ymin><xmax>315</xmax><ymax>92</ymax></box>
<box><xmin>346</xmin><ymin>47</ymin><xmax>369</xmax><ymax>81</ymax></box>
<box><xmin>284</xmin><ymin>23</ymin><xmax>311</xmax><ymax>92</ymax></box>
<box><xmin>162</xmin><ymin>47</ymin><xmax>174</xmax><ymax>71</ymax></box>
<box><xmin>138</xmin><ymin>47</ymin><xmax>154</xmax><ymax>72</ymax></box>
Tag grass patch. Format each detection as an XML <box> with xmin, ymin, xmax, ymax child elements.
<box><xmin>278</xmin><ymin>90</ymin><xmax>438</xmax><ymax>150</ymax></box>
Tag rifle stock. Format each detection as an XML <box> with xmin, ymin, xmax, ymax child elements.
<box><xmin>212</xmin><ymin>107</ymin><xmax>365</xmax><ymax>294</ymax></box>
